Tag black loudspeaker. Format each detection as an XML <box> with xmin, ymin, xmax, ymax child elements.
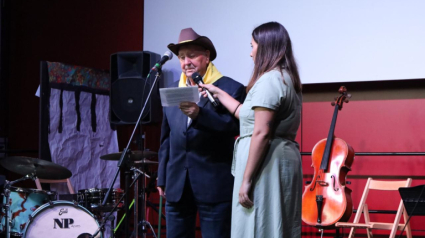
<box><xmin>110</xmin><ymin>51</ymin><xmax>161</xmax><ymax>124</ymax></box>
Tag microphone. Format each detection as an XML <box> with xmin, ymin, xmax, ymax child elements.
<box><xmin>192</xmin><ymin>72</ymin><xmax>219</xmax><ymax>107</ymax></box>
<box><xmin>152</xmin><ymin>51</ymin><xmax>173</xmax><ymax>71</ymax></box>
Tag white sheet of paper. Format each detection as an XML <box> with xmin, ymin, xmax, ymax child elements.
<box><xmin>159</xmin><ymin>86</ymin><xmax>199</xmax><ymax>107</ymax></box>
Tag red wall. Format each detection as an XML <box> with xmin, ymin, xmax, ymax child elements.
<box><xmin>300</xmin><ymin>87</ymin><xmax>425</xmax><ymax>236</ymax></box>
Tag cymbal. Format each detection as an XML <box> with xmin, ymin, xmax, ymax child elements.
<box><xmin>0</xmin><ymin>156</ymin><xmax>72</xmax><ymax>180</ymax></box>
<box><xmin>133</xmin><ymin>159</ymin><xmax>158</xmax><ymax>165</ymax></box>
<box><xmin>100</xmin><ymin>150</ymin><xmax>158</xmax><ymax>161</ymax></box>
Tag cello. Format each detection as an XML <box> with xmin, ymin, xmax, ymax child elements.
<box><xmin>302</xmin><ymin>86</ymin><xmax>355</xmax><ymax>228</ymax></box>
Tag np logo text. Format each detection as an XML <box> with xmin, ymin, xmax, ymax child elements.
<box><xmin>54</xmin><ymin>218</ymin><xmax>74</xmax><ymax>229</ymax></box>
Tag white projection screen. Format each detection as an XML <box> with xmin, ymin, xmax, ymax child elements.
<box><xmin>144</xmin><ymin>0</ymin><xmax>425</xmax><ymax>85</ymax></box>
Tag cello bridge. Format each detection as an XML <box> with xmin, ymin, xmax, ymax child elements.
<box><xmin>317</xmin><ymin>180</ymin><xmax>329</xmax><ymax>186</ymax></box>
<box><xmin>309</xmin><ymin>180</ymin><xmax>329</xmax><ymax>191</ymax></box>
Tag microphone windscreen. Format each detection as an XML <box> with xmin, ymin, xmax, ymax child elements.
<box><xmin>164</xmin><ymin>50</ymin><xmax>173</xmax><ymax>60</ymax></box>
<box><xmin>191</xmin><ymin>72</ymin><xmax>202</xmax><ymax>84</ymax></box>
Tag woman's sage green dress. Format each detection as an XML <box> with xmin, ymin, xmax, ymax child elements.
<box><xmin>231</xmin><ymin>69</ymin><xmax>303</xmax><ymax>238</ymax></box>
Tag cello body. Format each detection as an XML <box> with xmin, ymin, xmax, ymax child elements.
<box><xmin>302</xmin><ymin>137</ymin><xmax>355</xmax><ymax>227</ymax></box>
<box><xmin>301</xmin><ymin>86</ymin><xmax>355</xmax><ymax>228</ymax></box>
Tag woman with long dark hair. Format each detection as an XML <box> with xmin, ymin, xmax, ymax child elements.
<box><xmin>201</xmin><ymin>22</ymin><xmax>303</xmax><ymax>237</ymax></box>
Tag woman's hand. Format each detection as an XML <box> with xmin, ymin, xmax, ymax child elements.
<box><xmin>198</xmin><ymin>84</ymin><xmax>222</xmax><ymax>98</ymax></box>
<box><xmin>239</xmin><ymin>179</ymin><xmax>254</xmax><ymax>208</ymax></box>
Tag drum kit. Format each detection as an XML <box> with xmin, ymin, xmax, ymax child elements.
<box><xmin>0</xmin><ymin>150</ymin><xmax>158</xmax><ymax>238</ymax></box>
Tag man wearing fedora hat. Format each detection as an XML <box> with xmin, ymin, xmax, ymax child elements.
<box><xmin>157</xmin><ymin>28</ymin><xmax>245</xmax><ymax>238</ymax></box>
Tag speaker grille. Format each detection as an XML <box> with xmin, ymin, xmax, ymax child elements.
<box><xmin>111</xmin><ymin>78</ymin><xmax>151</xmax><ymax>123</ymax></box>
<box><xmin>110</xmin><ymin>51</ymin><xmax>161</xmax><ymax>124</ymax></box>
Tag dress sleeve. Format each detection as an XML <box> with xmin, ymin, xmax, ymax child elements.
<box><xmin>250</xmin><ymin>71</ymin><xmax>287</xmax><ymax>110</ymax></box>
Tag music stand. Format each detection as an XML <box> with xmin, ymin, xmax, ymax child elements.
<box><xmin>397</xmin><ymin>185</ymin><xmax>425</xmax><ymax>238</ymax></box>
<box><xmin>399</xmin><ymin>185</ymin><xmax>425</xmax><ymax>216</ymax></box>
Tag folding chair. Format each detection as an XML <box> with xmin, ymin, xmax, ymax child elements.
<box><xmin>35</xmin><ymin>178</ymin><xmax>75</xmax><ymax>194</ymax></box>
<box><xmin>336</xmin><ymin>177</ymin><xmax>412</xmax><ymax>238</ymax></box>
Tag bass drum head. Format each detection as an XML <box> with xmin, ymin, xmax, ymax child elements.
<box><xmin>23</xmin><ymin>200</ymin><xmax>102</xmax><ymax>238</ymax></box>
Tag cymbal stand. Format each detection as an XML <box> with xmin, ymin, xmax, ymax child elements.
<box><xmin>2</xmin><ymin>173</ymin><xmax>36</xmax><ymax>238</ymax></box>
<box><xmin>131</xmin><ymin>167</ymin><xmax>156</xmax><ymax>238</ymax></box>
<box><xmin>91</xmin><ymin>167</ymin><xmax>143</xmax><ymax>238</ymax></box>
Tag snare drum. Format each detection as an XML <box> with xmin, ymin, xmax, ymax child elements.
<box><xmin>78</xmin><ymin>188</ymin><xmax>106</xmax><ymax>211</ymax></box>
<box><xmin>22</xmin><ymin>200</ymin><xmax>102</xmax><ymax>238</ymax></box>
<box><xmin>78</xmin><ymin>188</ymin><xmax>124</xmax><ymax>212</ymax></box>
<box><xmin>0</xmin><ymin>187</ymin><xmax>56</xmax><ymax>236</ymax></box>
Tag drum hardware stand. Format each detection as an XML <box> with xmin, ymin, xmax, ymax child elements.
<box><xmin>95</xmin><ymin>212</ymin><xmax>116</xmax><ymax>238</ymax></box>
<box><xmin>145</xmin><ymin>172</ymin><xmax>166</xmax><ymax>221</ymax></box>
<box><xmin>112</xmin><ymin>167</ymin><xmax>155</xmax><ymax>238</ymax></box>
<box><xmin>124</xmin><ymin>162</ymin><xmax>131</xmax><ymax>238</ymax></box>
<box><xmin>90</xmin><ymin>165</ymin><xmax>140</xmax><ymax>238</ymax></box>
<box><xmin>131</xmin><ymin>167</ymin><xmax>157</xmax><ymax>238</ymax></box>
<box><xmin>92</xmin><ymin>166</ymin><xmax>153</xmax><ymax>238</ymax></box>
<box><xmin>135</xmin><ymin>169</ymin><xmax>165</xmax><ymax>238</ymax></box>
<box><xmin>91</xmin><ymin>167</ymin><xmax>142</xmax><ymax>238</ymax></box>
<box><xmin>106</xmin><ymin>214</ymin><xmax>115</xmax><ymax>238</ymax></box>
<box><xmin>2</xmin><ymin>173</ymin><xmax>36</xmax><ymax>238</ymax></box>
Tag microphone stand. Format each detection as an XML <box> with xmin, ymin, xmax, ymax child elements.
<box><xmin>91</xmin><ymin>68</ymin><xmax>162</xmax><ymax>238</ymax></box>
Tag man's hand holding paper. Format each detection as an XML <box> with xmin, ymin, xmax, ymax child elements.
<box><xmin>159</xmin><ymin>86</ymin><xmax>199</xmax><ymax>107</ymax></box>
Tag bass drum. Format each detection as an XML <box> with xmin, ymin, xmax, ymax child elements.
<box><xmin>23</xmin><ymin>201</ymin><xmax>102</xmax><ymax>238</ymax></box>
<box><xmin>0</xmin><ymin>186</ymin><xmax>56</xmax><ymax>236</ymax></box>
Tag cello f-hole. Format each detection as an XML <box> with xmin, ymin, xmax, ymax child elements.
<box><xmin>331</xmin><ymin>175</ymin><xmax>339</xmax><ymax>192</ymax></box>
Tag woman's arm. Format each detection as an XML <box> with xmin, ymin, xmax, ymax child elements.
<box><xmin>239</xmin><ymin>107</ymin><xmax>275</xmax><ymax>208</ymax></box>
<box><xmin>201</xmin><ymin>84</ymin><xmax>243</xmax><ymax>119</ymax></box>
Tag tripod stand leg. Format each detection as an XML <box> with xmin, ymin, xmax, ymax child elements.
<box><xmin>108</xmin><ymin>214</ymin><xmax>115</xmax><ymax>238</ymax></box>
<box><xmin>157</xmin><ymin>196</ymin><xmax>163</xmax><ymax>238</ymax></box>
<box><xmin>134</xmin><ymin>175</ymin><xmax>139</xmax><ymax>238</ymax></box>
<box><xmin>115</xmin><ymin>199</ymin><xmax>135</xmax><ymax>234</ymax></box>
<box><xmin>125</xmin><ymin>171</ymin><xmax>130</xmax><ymax>238</ymax></box>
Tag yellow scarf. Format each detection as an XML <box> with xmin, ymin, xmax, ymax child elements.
<box><xmin>178</xmin><ymin>62</ymin><xmax>223</xmax><ymax>87</ymax></box>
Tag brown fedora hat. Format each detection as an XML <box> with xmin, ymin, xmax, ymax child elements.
<box><xmin>167</xmin><ymin>28</ymin><xmax>217</xmax><ymax>61</ymax></box>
